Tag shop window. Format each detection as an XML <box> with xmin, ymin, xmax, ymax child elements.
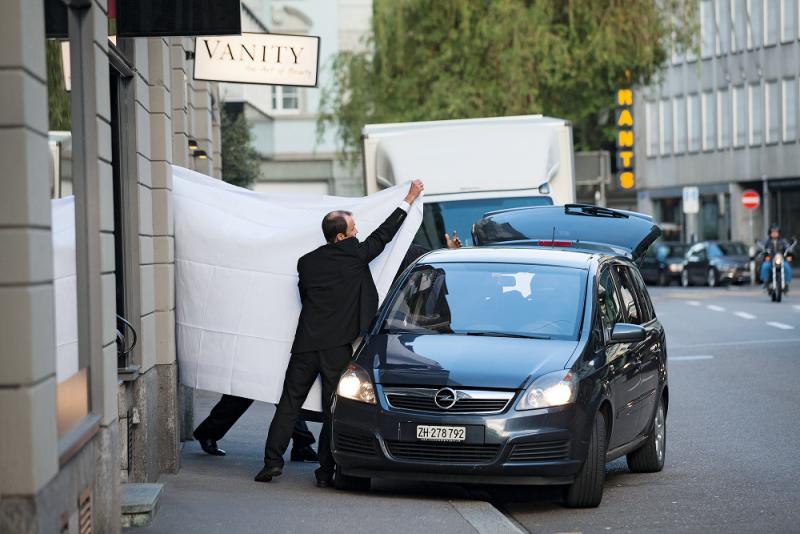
<box><xmin>749</xmin><ymin>82</ymin><xmax>764</xmax><ymax>145</ymax></box>
<box><xmin>783</xmin><ymin>78</ymin><xmax>797</xmax><ymax>141</ymax></box>
<box><xmin>733</xmin><ymin>85</ymin><xmax>747</xmax><ymax>147</ymax></box>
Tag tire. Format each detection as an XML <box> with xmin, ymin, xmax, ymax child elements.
<box><xmin>775</xmin><ymin>277</ymin><xmax>782</xmax><ymax>302</ymax></box>
<box><xmin>706</xmin><ymin>268</ymin><xmax>718</xmax><ymax>287</ymax></box>
<box><xmin>564</xmin><ymin>411</ymin><xmax>607</xmax><ymax>508</ymax></box>
<box><xmin>334</xmin><ymin>468</ymin><xmax>371</xmax><ymax>492</ymax></box>
<box><xmin>658</xmin><ymin>271</ymin><xmax>669</xmax><ymax>287</ymax></box>
<box><xmin>626</xmin><ymin>397</ymin><xmax>666</xmax><ymax>473</ymax></box>
<box><xmin>681</xmin><ymin>270</ymin><xmax>691</xmax><ymax>287</ymax></box>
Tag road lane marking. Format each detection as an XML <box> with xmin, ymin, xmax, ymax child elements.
<box><xmin>734</xmin><ymin>311</ymin><xmax>756</xmax><ymax>320</ymax></box>
<box><xmin>767</xmin><ymin>322</ymin><xmax>795</xmax><ymax>330</ymax></box>
<box><xmin>671</xmin><ymin>355</ymin><xmax>714</xmax><ymax>361</ymax></box>
<box><xmin>687</xmin><ymin>301</ymin><xmax>701</xmax><ymax>306</ymax></box>
<box><xmin>670</xmin><ymin>337</ymin><xmax>800</xmax><ymax>349</ymax></box>
<box><xmin>707</xmin><ymin>305</ymin><xmax>725</xmax><ymax>312</ymax></box>
<box><xmin>449</xmin><ymin>500</ymin><xmax>524</xmax><ymax>534</ymax></box>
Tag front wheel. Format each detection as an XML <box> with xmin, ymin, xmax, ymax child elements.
<box><xmin>564</xmin><ymin>411</ymin><xmax>606</xmax><ymax>508</ymax></box>
<box><xmin>681</xmin><ymin>270</ymin><xmax>691</xmax><ymax>287</ymax></box>
<box><xmin>658</xmin><ymin>270</ymin><xmax>669</xmax><ymax>286</ymax></box>
<box><xmin>626</xmin><ymin>397</ymin><xmax>666</xmax><ymax>473</ymax></box>
<box><xmin>707</xmin><ymin>268</ymin><xmax>718</xmax><ymax>287</ymax></box>
<box><xmin>775</xmin><ymin>276</ymin><xmax>782</xmax><ymax>302</ymax></box>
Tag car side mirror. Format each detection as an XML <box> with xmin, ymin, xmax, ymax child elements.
<box><xmin>609</xmin><ymin>323</ymin><xmax>646</xmax><ymax>344</ymax></box>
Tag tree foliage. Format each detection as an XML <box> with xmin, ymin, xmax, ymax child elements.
<box><xmin>47</xmin><ymin>40</ymin><xmax>71</xmax><ymax>131</ymax></box>
<box><xmin>221</xmin><ymin>106</ymin><xmax>261</xmax><ymax>188</ymax></box>
<box><xmin>319</xmin><ymin>0</ymin><xmax>696</xmax><ymax>155</ymax></box>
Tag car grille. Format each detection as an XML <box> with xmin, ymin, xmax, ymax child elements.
<box><xmin>385</xmin><ymin>440</ymin><xmax>500</xmax><ymax>464</ymax></box>
<box><xmin>507</xmin><ymin>440</ymin><xmax>570</xmax><ymax>462</ymax></box>
<box><xmin>335</xmin><ymin>432</ymin><xmax>378</xmax><ymax>457</ymax></box>
<box><xmin>383</xmin><ymin>387</ymin><xmax>514</xmax><ymax>414</ymax></box>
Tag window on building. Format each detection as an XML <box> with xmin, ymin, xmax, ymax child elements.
<box><xmin>674</xmin><ymin>96</ymin><xmax>687</xmax><ymax>153</ymax></box>
<box><xmin>749</xmin><ymin>0</ymin><xmax>763</xmax><ymax>48</ymax></box>
<box><xmin>703</xmin><ymin>91</ymin><xmax>717</xmax><ymax>150</ymax></box>
<box><xmin>749</xmin><ymin>82</ymin><xmax>764</xmax><ymax>145</ymax></box>
<box><xmin>702</xmin><ymin>0</ymin><xmax>716</xmax><ymax>57</ymax></box>
<box><xmin>646</xmin><ymin>101</ymin><xmax>659</xmax><ymax>156</ymax></box>
<box><xmin>718</xmin><ymin>88</ymin><xmax>732</xmax><ymax>148</ymax></box>
<box><xmin>718</xmin><ymin>0</ymin><xmax>732</xmax><ymax>54</ymax></box>
<box><xmin>688</xmin><ymin>93</ymin><xmax>702</xmax><ymax>151</ymax></box>
<box><xmin>733</xmin><ymin>0</ymin><xmax>748</xmax><ymax>51</ymax></box>
<box><xmin>783</xmin><ymin>78</ymin><xmax>797</xmax><ymax>141</ymax></box>
<box><xmin>782</xmin><ymin>0</ymin><xmax>796</xmax><ymax>40</ymax></box>
<box><xmin>270</xmin><ymin>86</ymin><xmax>300</xmax><ymax>113</ymax></box>
<box><xmin>733</xmin><ymin>85</ymin><xmax>747</xmax><ymax>146</ymax></box>
<box><xmin>765</xmin><ymin>0</ymin><xmax>780</xmax><ymax>44</ymax></box>
<box><xmin>660</xmin><ymin>98</ymin><xmax>673</xmax><ymax>155</ymax></box>
<box><xmin>766</xmin><ymin>80</ymin><xmax>780</xmax><ymax>142</ymax></box>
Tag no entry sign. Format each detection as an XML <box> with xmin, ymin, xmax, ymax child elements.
<box><xmin>742</xmin><ymin>190</ymin><xmax>760</xmax><ymax>210</ymax></box>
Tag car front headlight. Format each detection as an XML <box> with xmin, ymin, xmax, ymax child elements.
<box><xmin>668</xmin><ymin>263</ymin><xmax>683</xmax><ymax>273</ymax></box>
<box><xmin>516</xmin><ymin>370</ymin><xmax>577</xmax><ymax>411</ymax></box>
<box><xmin>337</xmin><ymin>362</ymin><xmax>376</xmax><ymax>404</ymax></box>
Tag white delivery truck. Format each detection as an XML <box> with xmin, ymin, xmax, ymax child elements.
<box><xmin>362</xmin><ymin>114</ymin><xmax>576</xmax><ymax>249</ymax></box>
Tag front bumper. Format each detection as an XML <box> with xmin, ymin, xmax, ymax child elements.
<box><xmin>331</xmin><ymin>392</ymin><xmax>589</xmax><ymax>485</ymax></box>
<box><xmin>719</xmin><ymin>268</ymin><xmax>751</xmax><ymax>284</ymax></box>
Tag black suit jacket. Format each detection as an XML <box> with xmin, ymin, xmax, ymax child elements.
<box><xmin>291</xmin><ymin>207</ymin><xmax>408</xmax><ymax>353</ymax></box>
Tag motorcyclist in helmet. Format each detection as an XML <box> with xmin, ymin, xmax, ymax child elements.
<box><xmin>759</xmin><ymin>224</ymin><xmax>793</xmax><ymax>287</ymax></box>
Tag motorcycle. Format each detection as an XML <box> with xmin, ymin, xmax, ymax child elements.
<box><xmin>756</xmin><ymin>239</ymin><xmax>796</xmax><ymax>302</ymax></box>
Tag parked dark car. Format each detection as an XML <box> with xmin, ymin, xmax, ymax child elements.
<box><xmin>680</xmin><ymin>241</ymin><xmax>751</xmax><ymax>287</ymax></box>
<box><xmin>332</xmin><ymin>204</ymin><xmax>667</xmax><ymax>508</ymax></box>
<box><xmin>640</xmin><ymin>242</ymin><xmax>688</xmax><ymax>286</ymax></box>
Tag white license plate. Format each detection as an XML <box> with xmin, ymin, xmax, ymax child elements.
<box><xmin>416</xmin><ymin>425</ymin><xmax>466</xmax><ymax>442</ymax></box>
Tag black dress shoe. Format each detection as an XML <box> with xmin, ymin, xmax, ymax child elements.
<box><xmin>254</xmin><ymin>465</ymin><xmax>282</xmax><ymax>483</ymax></box>
<box><xmin>314</xmin><ymin>468</ymin><xmax>334</xmax><ymax>488</ymax></box>
<box><xmin>193</xmin><ymin>431</ymin><xmax>226</xmax><ymax>456</ymax></box>
<box><xmin>290</xmin><ymin>445</ymin><xmax>319</xmax><ymax>462</ymax></box>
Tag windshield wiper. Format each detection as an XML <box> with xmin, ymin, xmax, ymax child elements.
<box><xmin>460</xmin><ymin>331</ymin><xmax>551</xmax><ymax>340</ymax></box>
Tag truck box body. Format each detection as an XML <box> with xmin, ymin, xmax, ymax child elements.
<box><xmin>362</xmin><ymin>115</ymin><xmax>576</xmax><ymax>249</ymax></box>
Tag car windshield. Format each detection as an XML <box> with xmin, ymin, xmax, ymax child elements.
<box><xmin>414</xmin><ymin>196</ymin><xmax>553</xmax><ymax>249</ymax></box>
<box><xmin>381</xmin><ymin>262</ymin><xmax>587</xmax><ymax>341</ymax></box>
<box><xmin>709</xmin><ymin>242</ymin><xmax>747</xmax><ymax>257</ymax></box>
<box><xmin>655</xmin><ymin>243</ymin><xmax>687</xmax><ymax>261</ymax></box>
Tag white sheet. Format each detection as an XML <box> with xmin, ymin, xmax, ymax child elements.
<box><xmin>173</xmin><ymin>166</ymin><xmax>423</xmax><ymax>411</ymax></box>
<box><xmin>52</xmin><ymin>196</ymin><xmax>78</xmax><ymax>384</ymax></box>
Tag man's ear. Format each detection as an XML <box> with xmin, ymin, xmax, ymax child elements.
<box><xmin>335</xmin><ymin>233</ymin><xmax>346</xmax><ymax>243</ymax></box>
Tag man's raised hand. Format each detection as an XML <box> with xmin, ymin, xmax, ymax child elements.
<box><xmin>405</xmin><ymin>179</ymin><xmax>424</xmax><ymax>204</ymax></box>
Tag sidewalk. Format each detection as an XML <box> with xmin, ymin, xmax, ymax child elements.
<box><xmin>131</xmin><ymin>391</ymin><xmax>494</xmax><ymax>534</ymax></box>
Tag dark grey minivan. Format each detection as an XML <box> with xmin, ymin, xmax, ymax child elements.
<box><xmin>332</xmin><ymin>205</ymin><xmax>667</xmax><ymax>508</ymax></box>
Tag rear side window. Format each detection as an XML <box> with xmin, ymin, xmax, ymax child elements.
<box><xmin>597</xmin><ymin>268</ymin><xmax>623</xmax><ymax>331</ymax></box>
<box><xmin>628</xmin><ymin>266</ymin><xmax>655</xmax><ymax>322</ymax></box>
<box><xmin>613</xmin><ymin>265</ymin><xmax>642</xmax><ymax>325</ymax></box>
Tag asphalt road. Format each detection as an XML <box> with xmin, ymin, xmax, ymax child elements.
<box><xmin>140</xmin><ymin>285</ymin><xmax>800</xmax><ymax>533</ymax></box>
<box><xmin>492</xmin><ymin>284</ymin><xmax>800</xmax><ymax>533</ymax></box>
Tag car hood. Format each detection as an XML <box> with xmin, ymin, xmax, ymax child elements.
<box><xmin>355</xmin><ymin>333</ymin><xmax>578</xmax><ymax>389</ymax></box>
<box><xmin>713</xmin><ymin>255</ymin><xmax>749</xmax><ymax>266</ymax></box>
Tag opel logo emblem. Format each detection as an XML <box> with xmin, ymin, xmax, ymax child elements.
<box><xmin>434</xmin><ymin>387</ymin><xmax>458</xmax><ymax>410</ymax></box>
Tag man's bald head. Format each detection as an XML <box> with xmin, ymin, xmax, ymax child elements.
<box><xmin>322</xmin><ymin>210</ymin><xmax>355</xmax><ymax>243</ymax></box>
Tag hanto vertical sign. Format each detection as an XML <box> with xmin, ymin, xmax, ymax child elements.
<box><xmin>616</xmin><ymin>87</ymin><xmax>635</xmax><ymax>189</ymax></box>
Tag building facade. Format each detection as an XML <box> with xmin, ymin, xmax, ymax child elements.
<box><xmin>221</xmin><ymin>0</ymin><xmax>372</xmax><ymax>196</ymax></box>
<box><xmin>634</xmin><ymin>0</ymin><xmax>800</xmax><ymax>243</ymax></box>
<box><xmin>0</xmin><ymin>0</ymin><xmax>221</xmax><ymax>531</ymax></box>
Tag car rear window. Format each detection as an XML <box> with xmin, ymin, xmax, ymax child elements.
<box><xmin>382</xmin><ymin>262</ymin><xmax>587</xmax><ymax>340</ymax></box>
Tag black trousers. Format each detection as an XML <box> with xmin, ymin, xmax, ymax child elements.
<box><xmin>194</xmin><ymin>394</ymin><xmax>315</xmax><ymax>449</ymax></box>
<box><xmin>265</xmin><ymin>345</ymin><xmax>352</xmax><ymax>474</ymax></box>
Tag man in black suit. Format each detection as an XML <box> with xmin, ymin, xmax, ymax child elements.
<box><xmin>192</xmin><ymin>394</ymin><xmax>318</xmax><ymax>461</ymax></box>
<box><xmin>255</xmin><ymin>180</ymin><xmax>424</xmax><ymax>486</ymax></box>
